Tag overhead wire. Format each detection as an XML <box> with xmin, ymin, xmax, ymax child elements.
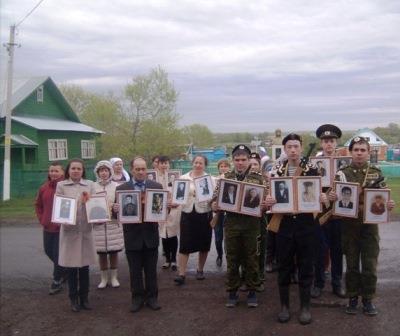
<box><xmin>16</xmin><ymin>0</ymin><xmax>46</xmax><ymax>27</ymax></box>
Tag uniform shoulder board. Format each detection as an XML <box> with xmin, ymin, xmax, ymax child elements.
<box><xmin>224</xmin><ymin>170</ymin><xmax>235</xmax><ymax>179</ymax></box>
<box><xmin>369</xmin><ymin>164</ymin><xmax>382</xmax><ymax>172</ymax></box>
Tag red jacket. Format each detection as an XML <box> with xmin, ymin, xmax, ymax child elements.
<box><xmin>35</xmin><ymin>177</ymin><xmax>64</xmax><ymax>232</ymax></box>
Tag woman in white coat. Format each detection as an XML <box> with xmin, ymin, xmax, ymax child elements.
<box><xmin>93</xmin><ymin>160</ymin><xmax>124</xmax><ymax>288</ymax></box>
<box><xmin>57</xmin><ymin>159</ymin><xmax>96</xmax><ymax>312</ymax></box>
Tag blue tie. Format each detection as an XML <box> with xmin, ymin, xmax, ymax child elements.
<box><xmin>135</xmin><ymin>181</ymin><xmax>145</xmax><ymax>191</ymax></box>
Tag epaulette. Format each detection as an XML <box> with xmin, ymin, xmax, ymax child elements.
<box><xmin>369</xmin><ymin>164</ymin><xmax>381</xmax><ymax>172</ymax></box>
<box><xmin>224</xmin><ymin>170</ymin><xmax>236</xmax><ymax>179</ymax></box>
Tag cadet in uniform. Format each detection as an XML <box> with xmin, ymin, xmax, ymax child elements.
<box><xmin>212</xmin><ymin>145</ymin><xmax>265</xmax><ymax>308</ymax></box>
<box><xmin>330</xmin><ymin>136</ymin><xmax>395</xmax><ymax>315</ymax></box>
<box><xmin>266</xmin><ymin>133</ymin><xmax>326</xmax><ymax>325</ymax></box>
<box><xmin>311</xmin><ymin>124</ymin><xmax>346</xmax><ymax>299</ymax></box>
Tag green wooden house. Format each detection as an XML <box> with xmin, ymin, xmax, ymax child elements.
<box><xmin>0</xmin><ymin>76</ymin><xmax>103</xmax><ymax>197</ymax></box>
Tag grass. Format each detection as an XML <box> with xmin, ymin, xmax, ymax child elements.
<box><xmin>1</xmin><ymin>177</ymin><xmax>399</xmax><ymax>221</ymax></box>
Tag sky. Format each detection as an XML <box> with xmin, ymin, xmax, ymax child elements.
<box><xmin>1</xmin><ymin>0</ymin><xmax>399</xmax><ymax>132</ymax></box>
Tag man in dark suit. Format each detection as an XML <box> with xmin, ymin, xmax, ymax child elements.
<box><xmin>176</xmin><ymin>182</ymin><xmax>186</xmax><ymax>200</ymax></box>
<box><xmin>222</xmin><ymin>184</ymin><xmax>237</xmax><ymax>204</ymax></box>
<box><xmin>114</xmin><ymin>156</ymin><xmax>163</xmax><ymax>313</ymax></box>
<box><xmin>339</xmin><ymin>186</ymin><xmax>353</xmax><ymax>209</ymax></box>
<box><xmin>275</xmin><ymin>182</ymin><xmax>289</xmax><ymax>203</ymax></box>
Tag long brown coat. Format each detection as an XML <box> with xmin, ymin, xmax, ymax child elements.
<box><xmin>56</xmin><ymin>178</ymin><xmax>97</xmax><ymax>267</ymax></box>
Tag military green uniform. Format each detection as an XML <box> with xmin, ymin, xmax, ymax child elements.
<box><xmin>223</xmin><ymin>170</ymin><xmax>264</xmax><ymax>292</ymax></box>
<box><xmin>336</xmin><ymin>162</ymin><xmax>385</xmax><ymax>299</ymax></box>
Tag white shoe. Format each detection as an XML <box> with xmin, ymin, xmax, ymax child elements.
<box><xmin>162</xmin><ymin>262</ymin><xmax>171</xmax><ymax>269</ymax></box>
<box><xmin>110</xmin><ymin>269</ymin><xmax>120</xmax><ymax>288</ymax></box>
<box><xmin>98</xmin><ymin>270</ymin><xmax>108</xmax><ymax>289</ymax></box>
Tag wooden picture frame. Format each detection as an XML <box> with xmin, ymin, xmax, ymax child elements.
<box><xmin>51</xmin><ymin>195</ymin><xmax>77</xmax><ymax>225</ymax></box>
<box><xmin>146</xmin><ymin>169</ymin><xmax>158</xmax><ymax>182</ymax></box>
<box><xmin>86</xmin><ymin>195</ymin><xmax>110</xmax><ymax>223</ymax></box>
<box><xmin>363</xmin><ymin>189</ymin><xmax>391</xmax><ymax>224</ymax></box>
<box><xmin>239</xmin><ymin>182</ymin><xmax>266</xmax><ymax>217</ymax></box>
<box><xmin>270</xmin><ymin>177</ymin><xmax>295</xmax><ymax>213</ymax></box>
<box><xmin>333</xmin><ymin>156</ymin><xmax>352</xmax><ymax>173</ymax></box>
<box><xmin>144</xmin><ymin>189</ymin><xmax>169</xmax><ymax>222</ymax></box>
<box><xmin>310</xmin><ymin>156</ymin><xmax>332</xmax><ymax>187</ymax></box>
<box><xmin>193</xmin><ymin>174</ymin><xmax>214</xmax><ymax>202</ymax></box>
<box><xmin>171</xmin><ymin>179</ymin><xmax>190</xmax><ymax>205</ymax></box>
<box><xmin>296</xmin><ymin>176</ymin><xmax>322</xmax><ymax>213</ymax></box>
<box><xmin>333</xmin><ymin>182</ymin><xmax>359</xmax><ymax>218</ymax></box>
<box><xmin>117</xmin><ymin>190</ymin><xmax>142</xmax><ymax>224</ymax></box>
<box><xmin>217</xmin><ymin>179</ymin><xmax>241</xmax><ymax>213</ymax></box>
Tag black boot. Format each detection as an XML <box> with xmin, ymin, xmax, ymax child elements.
<box><xmin>278</xmin><ymin>286</ymin><xmax>290</xmax><ymax>323</ymax></box>
<box><xmin>80</xmin><ymin>294</ymin><xmax>92</xmax><ymax>310</ymax></box>
<box><xmin>70</xmin><ymin>296</ymin><xmax>80</xmax><ymax>313</ymax></box>
<box><xmin>298</xmin><ymin>287</ymin><xmax>312</xmax><ymax>325</ymax></box>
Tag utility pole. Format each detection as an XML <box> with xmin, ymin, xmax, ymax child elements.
<box><xmin>2</xmin><ymin>25</ymin><xmax>17</xmax><ymax>201</ymax></box>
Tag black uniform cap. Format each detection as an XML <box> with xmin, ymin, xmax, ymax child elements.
<box><xmin>316</xmin><ymin>124</ymin><xmax>342</xmax><ymax>139</ymax></box>
<box><xmin>349</xmin><ymin>136</ymin><xmax>370</xmax><ymax>151</ymax></box>
<box><xmin>282</xmin><ymin>133</ymin><xmax>302</xmax><ymax>145</ymax></box>
<box><xmin>250</xmin><ymin>152</ymin><xmax>261</xmax><ymax>161</ymax></box>
<box><xmin>232</xmin><ymin>144</ymin><xmax>251</xmax><ymax>157</ymax></box>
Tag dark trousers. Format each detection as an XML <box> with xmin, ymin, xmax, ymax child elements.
<box><xmin>277</xmin><ymin>233</ymin><xmax>314</xmax><ymax>291</ymax></box>
<box><xmin>266</xmin><ymin>230</ymin><xmax>277</xmax><ymax>264</ymax></box>
<box><xmin>67</xmin><ymin>266</ymin><xmax>89</xmax><ymax>300</ymax></box>
<box><xmin>43</xmin><ymin>231</ymin><xmax>65</xmax><ymax>282</ymax></box>
<box><xmin>162</xmin><ymin>236</ymin><xmax>178</xmax><ymax>263</ymax></box>
<box><xmin>258</xmin><ymin>221</ymin><xmax>266</xmax><ymax>277</ymax></box>
<box><xmin>214</xmin><ymin>213</ymin><xmax>225</xmax><ymax>258</ymax></box>
<box><xmin>314</xmin><ymin>219</ymin><xmax>343</xmax><ymax>289</ymax></box>
<box><xmin>126</xmin><ymin>248</ymin><xmax>158</xmax><ymax>301</ymax></box>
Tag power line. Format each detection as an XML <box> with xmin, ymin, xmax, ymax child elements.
<box><xmin>16</xmin><ymin>0</ymin><xmax>46</xmax><ymax>27</ymax></box>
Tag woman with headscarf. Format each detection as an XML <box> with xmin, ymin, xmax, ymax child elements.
<box><xmin>110</xmin><ymin>157</ymin><xmax>130</xmax><ymax>184</ymax></box>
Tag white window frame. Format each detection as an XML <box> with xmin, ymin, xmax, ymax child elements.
<box><xmin>81</xmin><ymin>140</ymin><xmax>96</xmax><ymax>159</ymax></box>
<box><xmin>48</xmin><ymin>139</ymin><xmax>68</xmax><ymax>161</ymax></box>
<box><xmin>37</xmin><ymin>85</ymin><xmax>44</xmax><ymax>103</ymax></box>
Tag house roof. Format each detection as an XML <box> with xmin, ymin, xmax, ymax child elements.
<box><xmin>12</xmin><ymin>116</ymin><xmax>104</xmax><ymax>134</ymax></box>
<box><xmin>0</xmin><ymin>134</ymin><xmax>38</xmax><ymax>147</ymax></box>
<box><xmin>344</xmin><ymin>128</ymin><xmax>388</xmax><ymax>146</ymax></box>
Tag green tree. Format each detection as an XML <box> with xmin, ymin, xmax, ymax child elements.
<box><xmin>182</xmin><ymin>124</ymin><xmax>214</xmax><ymax>147</ymax></box>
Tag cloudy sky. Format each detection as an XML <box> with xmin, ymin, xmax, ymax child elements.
<box><xmin>1</xmin><ymin>0</ymin><xmax>399</xmax><ymax>132</ymax></box>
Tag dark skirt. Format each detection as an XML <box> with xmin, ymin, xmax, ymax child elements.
<box><xmin>179</xmin><ymin>209</ymin><xmax>212</xmax><ymax>254</ymax></box>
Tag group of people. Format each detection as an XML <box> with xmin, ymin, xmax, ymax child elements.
<box><xmin>35</xmin><ymin>124</ymin><xmax>395</xmax><ymax>325</ymax></box>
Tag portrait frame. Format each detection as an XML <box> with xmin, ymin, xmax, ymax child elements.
<box><xmin>167</xmin><ymin>170</ymin><xmax>182</xmax><ymax>187</ymax></box>
<box><xmin>146</xmin><ymin>169</ymin><xmax>158</xmax><ymax>182</ymax></box>
<box><xmin>86</xmin><ymin>195</ymin><xmax>110</xmax><ymax>223</ymax></box>
<box><xmin>217</xmin><ymin>178</ymin><xmax>242</xmax><ymax>213</ymax></box>
<box><xmin>51</xmin><ymin>194</ymin><xmax>77</xmax><ymax>225</ymax></box>
<box><xmin>116</xmin><ymin>190</ymin><xmax>142</xmax><ymax>224</ymax></box>
<box><xmin>171</xmin><ymin>179</ymin><xmax>190</xmax><ymax>205</ymax></box>
<box><xmin>296</xmin><ymin>176</ymin><xmax>322</xmax><ymax>213</ymax></box>
<box><xmin>193</xmin><ymin>174</ymin><xmax>214</xmax><ymax>202</ymax></box>
<box><xmin>270</xmin><ymin>177</ymin><xmax>295</xmax><ymax>213</ymax></box>
<box><xmin>144</xmin><ymin>189</ymin><xmax>169</xmax><ymax>222</ymax></box>
<box><xmin>239</xmin><ymin>182</ymin><xmax>266</xmax><ymax>217</ymax></box>
<box><xmin>363</xmin><ymin>189</ymin><xmax>391</xmax><ymax>224</ymax></box>
<box><xmin>333</xmin><ymin>156</ymin><xmax>352</xmax><ymax>173</ymax></box>
<box><xmin>272</xmin><ymin>145</ymin><xmax>284</xmax><ymax>161</ymax></box>
<box><xmin>332</xmin><ymin>181</ymin><xmax>359</xmax><ymax>218</ymax></box>
<box><xmin>310</xmin><ymin>156</ymin><xmax>332</xmax><ymax>187</ymax></box>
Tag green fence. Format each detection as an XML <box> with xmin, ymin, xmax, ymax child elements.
<box><xmin>171</xmin><ymin>160</ymin><xmax>219</xmax><ymax>176</ymax></box>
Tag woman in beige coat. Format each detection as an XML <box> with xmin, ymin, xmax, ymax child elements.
<box><xmin>56</xmin><ymin>159</ymin><xmax>96</xmax><ymax>312</ymax></box>
<box><xmin>93</xmin><ymin>160</ymin><xmax>124</xmax><ymax>288</ymax></box>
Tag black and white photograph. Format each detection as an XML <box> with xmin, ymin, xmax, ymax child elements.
<box><xmin>194</xmin><ymin>174</ymin><xmax>214</xmax><ymax>202</ymax></box>
<box><xmin>167</xmin><ymin>170</ymin><xmax>182</xmax><ymax>187</ymax></box>
<box><xmin>171</xmin><ymin>179</ymin><xmax>190</xmax><ymax>205</ymax></box>
<box><xmin>333</xmin><ymin>156</ymin><xmax>352</xmax><ymax>173</ymax></box>
<box><xmin>86</xmin><ymin>195</ymin><xmax>110</xmax><ymax>223</ymax></box>
<box><xmin>364</xmin><ymin>189</ymin><xmax>391</xmax><ymax>224</ymax></box>
<box><xmin>217</xmin><ymin>179</ymin><xmax>241</xmax><ymax>212</ymax></box>
<box><xmin>333</xmin><ymin>182</ymin><xmax>359</xmax><ymax>218</ymax></box>
<box><xmin>117</xmin><ymin>190</ymin><xmax>141</xmax><ymax>224</ymax></box>
<box><xmin>296</xmin><ymin>176</ymin><xmax>322</xmax><ymax>213</ymax></box>
<box><xmin>146</xmin><ymin>169</ymin><xmax>158</xmax><ymax>182</ymax></box>
<box><xmin>239</xmin><ymin>183</ymin><xmax>265</xmax><ymax>217</ymax></box>
<box><xmin>51</xmin><ymin>195</ymin><xmax>77</xmax><ymax>225</ymax></box>
<box><xmin>310</xmin><ymin>156</ymin><xmax>332</xmax><ymax>187</ymax></box>
<box><xmin>272</xmin><ymin>145</ymin><xmax>284</xmax><ymax>161</ymax></box>
<box><xmin>144</xmin><ymin>189</ymin><xmax>169</xmax><ymax>222</ymax></box>
<box><xmin>270</xmin><ymin>177</ymin><xmax>295</xmax><ymax>213</ymax></box>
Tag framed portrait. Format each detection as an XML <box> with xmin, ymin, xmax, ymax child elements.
<box><xmin>51</xmin><ymin>195</ymin><xmax>77</xmax><ymax>225</ymax></box>
<box><xmin>272</xmin><ymin>145</ymin><xmax>284</xmax><ymax>161</ymax></box>
<box><xmin>167</xmin><ymin>170</ymin><xmax>182</xmax><ymax>187</ymax></box>
<box><xmin>144</xmin><ymin>189</ymin><xmax>169</xmax><ymax>222</ymax></box>
<box><xmin>333</xmin><ymin>182</ymin><xmax>359</xmax><ymax>218</ymax></box>
<box><xmin>116</xmin><ymin>190</ymin><xmax>141</xmax><ymax>224</ymax></box>
<box><xmin>310</xmin><ymin>156</ymin><xmax>332</xmax><ymax>187</ymax></box>
<box><xmin>86</xmin><ymin>195</ymin><xmax>110</xmax><ymax>223</ymax></box>
<box><xmin>363</xmin><ymin>189</ymin><xmax>391</xmax><ymax>224</ymax></box>
<box><xmin>333</xmin><ymin>156</ymin><xmax>352</xmax><ymax>173</ymax></box>
<box><xmin>146</xmin><ymin>169</ymin><xmax>158</xmax><ymax>182</ymax></box>
<box><xmin>270</xmin><ymin>177</ymin><xmax>295</xmax><ymax>213</ymax></box>
<box><xmin>239</xmin><ymin>182</ymin><xmax>266</xmax><ymax>217</ymax></box>
<box><xmin>194</xmin><ymin>174</ymin><xmax>214</xmax><ymax>202</ymax></box>
<box><xmin>217</xmin><ymin>179</ymin><xmax>241</xmax><ymax>212</ymax></box>
<box><xmin>296</xmin><ymin>176</ymin><xmax>322</xmax><ymax>213</ymax></box>
<box><xmin>171</xmin><ymin>179</ymin><xmax>190</xmax><ymax>205</ymax></box>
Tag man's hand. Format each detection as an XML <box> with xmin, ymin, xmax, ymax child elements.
<box><xmin>211</xmin><ymin>201</ymin><xmax>218</xmax><ymax>212</ymax></box>
<box><xmin>112</xmin><ymin>203</ymin><xmax>120</xmax><ymax>213</ymax></box>
<box><xmin>264</xmin><ymin>195</ymin><xmax>276</xmax><ymax>207</ymax></box>
<box><xmin>387</xmin><ymin>199</ymin><xmax>395</xmax><ymax>212</ymax></box>
<box><xmin>327</xmin><ymin>190</ymin><xmax>337</xmax><ymax>202</ymax></box>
